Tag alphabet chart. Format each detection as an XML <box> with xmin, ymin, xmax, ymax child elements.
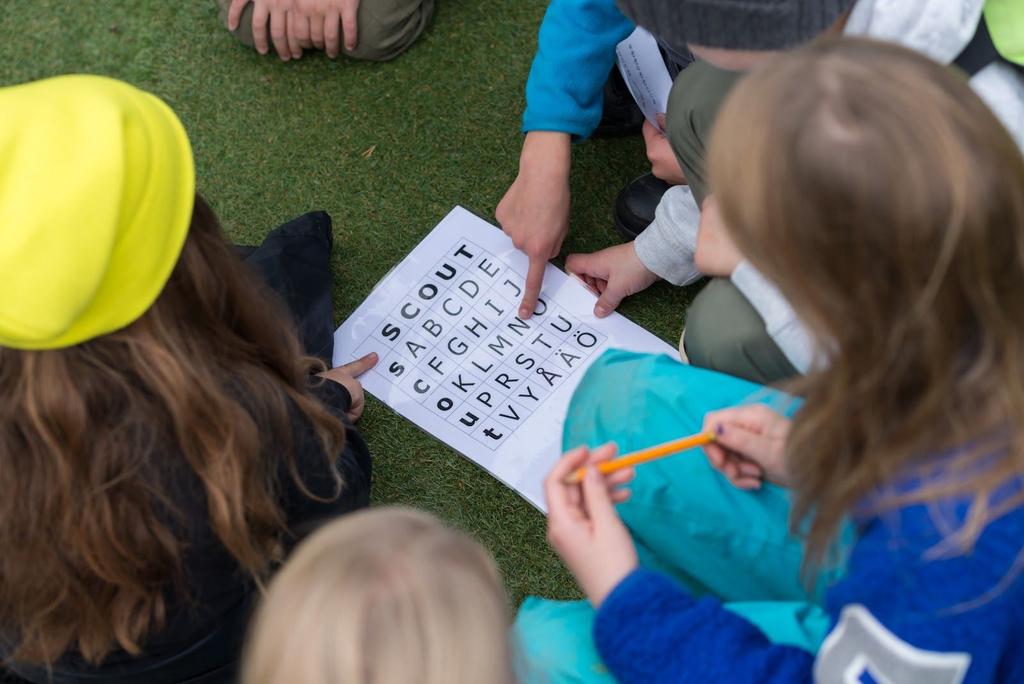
<box><xmin>333</xmin><ymin>207</ymin><xmax>677</xmax><ymax>511</ymax></box>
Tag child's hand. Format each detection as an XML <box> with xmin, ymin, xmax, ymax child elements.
<box><xmin>229</xmin><ymin>0</ymin><xmax>298</xmax><ymax>60</ymax></box>
<box><xmin>318</xmin><ymin>352</ymin><xmax>378</xmax><ymax>422</ymax></box>
<box><xmin>643</xmin><ymin>116</ymin><xmax>685</xmax><ymax>185</ymax></box>
<box><xmin>292</xmin><ymin>0</ymin><xmax>361</xmax><ymax>57</ymax></box>
<box><xmin>545</xmin><ymin>444</ymin><xmax>638</xmax><ymax>607</ymax></box>
<box><xmin>694</xmin><ymin>195</ymin><xmax>744</xmax><ymax>277</ymax></box>
<box><xmin>565</xmin><ymin>242</ymin><xmax>660</xmax><ymax>318</ymax></box>
<box><xmin>496</xmin><ymin>131</ymin><xmax>572</xmax><ymax>319</ymax></box>
<box><xmin>702</xmin><ymin>405</ymin><xmax>791</xmax><ymax>489</ymax></box>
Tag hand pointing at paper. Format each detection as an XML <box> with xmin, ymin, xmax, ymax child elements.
<box><xmin>318</xmin><ymin>351</ymin><xmax>378</xmax><ymax>422</ymax></box>
<box><xmin>496</xmin><ymin>131</ymin><xmax>571</xmax><ymax>319</ymax></box>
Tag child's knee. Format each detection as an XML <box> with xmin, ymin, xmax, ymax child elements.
<box><xmin>563</xmin><ymin>347</ymin><xmax>760</xmax><ymax>452</ymax></box>
<box><xmin>348</xmin><ymin>0</ymin><xmax>434</xmax><ymax>61</ymax></box>
<box><xmin>562</xmin><ymin>350</ymin><xmax>662</xmax><ymax>450</ymax></box>
<box><xmin>685</xmin><ymin>279</ymin><xmax>797</xmax><ymax>385</ymax></box>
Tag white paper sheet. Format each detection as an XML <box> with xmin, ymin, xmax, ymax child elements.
<box><xmin>616</xmin><ymin>27</ymin><xmax>673</xmax><ymax>131</ymax></box>
<box><xmin>333</xmin><ymin>207</ymin><xmax>678</xmax><ymax>511</ymax></box>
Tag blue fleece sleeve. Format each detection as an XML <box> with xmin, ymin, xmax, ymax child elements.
<box><xmin>594</xmin><ymin>569</ymin><xmax>814</xmax><ymax>683</ymax></box>
<box><xmin>522</xmin><ymin>0</ymin><xmax>634</xmax><ymax>139</ymax></box>
<box><xmin>814</xmin><ymin>507</ymin><xmax>1023</xmax><ymax>683</ymax></box>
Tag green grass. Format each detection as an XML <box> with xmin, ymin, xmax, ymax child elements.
<box><xmin>1</xmin><ymin>0</ymin><xmax>698</xmax><ymax>605</ymax></box>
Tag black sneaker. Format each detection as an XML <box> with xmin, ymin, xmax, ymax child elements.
<box><xmin>613</xmin><ymin>173</ymin><xmax>673</xmax><ymax>241</ymax></box>
<box><xmin>593</xmin><ymin>67</ymin><xmax>644</xmax><ymax>138</ymax></box>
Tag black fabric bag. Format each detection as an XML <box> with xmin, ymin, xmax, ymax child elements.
<box><xmin>240</xmin><ymin>211</ymin><xmax>337</xmax><ymax>365</ymax></box>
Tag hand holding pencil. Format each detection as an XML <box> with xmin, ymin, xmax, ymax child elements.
<box><xmin>545</xmin><ymin>444</ymin><xmax>639</xmax><ymax>607</ymax></box>
<box><xmin>562</xmin><ymin>431</ymin><xmax>717</xmax><ymax>485</ymax></box>
<box><xmin>544</xmin><ymin>405</ymin><xmax>793</xmax><ymax>609</ymax></box>
<box><xmin>558</xmin><ymin>403</ymin><xmax>793</xmax><ymax>492</ymax></box>
<box><xmin>701</xmin><ymin>404</ymin><xmax>792</xmax><ymax>489</ymax></box>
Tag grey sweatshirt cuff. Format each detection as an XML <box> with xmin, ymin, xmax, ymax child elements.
<box><xmin>731</xmin><ymin>260</ymin><xmax>815</xmax><ymax>373</ymax></box>
<box><xmin>634</xmin><ymin>185</ymin><xmax>703</xmax><ymax>286</ymax></box>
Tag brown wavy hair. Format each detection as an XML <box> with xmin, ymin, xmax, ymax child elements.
<box><xmin>0</xmin><ymin>196</ymin><xmax>346</xmax><ymax>664</ymax></box>
<box><xmin>709</xmin><ymin>38</ymin><xmax>1024</xmax><ymax>569</ymax></box>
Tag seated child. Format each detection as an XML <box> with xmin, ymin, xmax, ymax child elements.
<box><xmin>217</xmin><ymin>0</ymin><xmax>433</xmax><ymax>62</ymax></box>
<box><xmin>241</xmin><ymin>507</ymin><xmax>517</xmax><ymax>684</ymax></box>
<box><xmin>495</xmin><ymin>0</ymin><xmax>843</xmax><ymax>320</ymax></box>
<box><xmin>567</xmin><ymin>0</ymin><xmax>1024</xmax><ymax>385</ymax></box>
<box><xmin>0</xmin><ymin>75</ymin><xmax>374</xmax><ymax>683</ymax></box>
<box><xmin>517</xmin><ymin>37</ymin><xmax>1024</xmax><ymax>683</ymax></box>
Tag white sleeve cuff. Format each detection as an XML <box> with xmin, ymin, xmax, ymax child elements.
<box><xmin>634</xmin><ymin>185</ymin><xmax>703</xmax><ymax>286</ymax></box>
<box><xmin>731</xmin><ymin>260</ymin><xmax>815</xmax><ymax>373</ymax></box>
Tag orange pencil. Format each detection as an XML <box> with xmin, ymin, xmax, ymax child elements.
<box><xmin>563</xmin><ymin>431</ymin><xmax>717</xmax><ymax>485</ymax></box>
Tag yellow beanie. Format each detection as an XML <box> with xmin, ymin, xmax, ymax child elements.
<box><xmin>0</xmin><ymin>75</ymin><xmax>195</xmax><ymax>350</ymax></box>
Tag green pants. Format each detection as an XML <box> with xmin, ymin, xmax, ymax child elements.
<box><xmin>664</xmin><ymin>59</ymin><xmax>741</xmax><ymax>208</ymax></box>
<box><xmin>664</xmin><ymin>60</ymin><xmax>797</xmax><ymax>385</ymax></box>
<box><xmin>514</xmin><ymin>350</ymin><xmax>847</xmax><ymax>683</ymax></box>
<box><xmin>683</xmin><ymin>278</ymin><xmax>799</xmax><ymax>385</ymax></box>
<box><xmin>216</xmin><ymin>0</ymin><xmax>433</xmax><ymax>62</ymax></box>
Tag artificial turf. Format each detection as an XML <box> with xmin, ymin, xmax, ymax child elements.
<box><xmin>1</xmin><ymin>0</ymin><xmax>699</xmax><ymax>605</ymax></box>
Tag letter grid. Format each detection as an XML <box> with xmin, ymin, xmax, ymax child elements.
<box><xmin>353</xmin><ymin>240</ymin><xmax>607</xmax><ymax>449</ymax></box>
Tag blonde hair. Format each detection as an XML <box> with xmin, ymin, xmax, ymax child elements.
<box><xmin>709</xmin><ymin>38</ymin><xmax>1024</xmax><ymax>569</ymax></box>
<box><xmin>242</xmin><ymin>507</ymin><xmax>516</xmax><ymax>684</ymax></box>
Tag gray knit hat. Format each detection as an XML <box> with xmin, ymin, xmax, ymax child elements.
<box><xmin>615</xmin><ymin>0</ymin><xmax>856</xmax><ymax>53</ymax></box>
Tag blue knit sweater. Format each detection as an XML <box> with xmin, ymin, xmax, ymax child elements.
<box><xmin>522</xmin><ymin>0</ymin><xmax>633</xmax><ymax>139</ymax></box>
<box><xmin>594</xmin><ymin>492</ymin><xmax>1024</xmax><ymax>683</ymax></box>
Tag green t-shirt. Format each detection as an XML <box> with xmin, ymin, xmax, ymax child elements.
<box><xmin>986</xmin><ymin>0</ymin><xmax>1024</xmax><ymax>66</ymax></box>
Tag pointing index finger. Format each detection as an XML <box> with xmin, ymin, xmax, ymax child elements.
<box><xmin>519</xmin><ymin>256</ymin><xmax>546</xmax><ymax>319</ymax></box>
<box><xmin>341</xmin><ymin>352</ymin><xmax>378</xmax><ymax>377</ymax></box>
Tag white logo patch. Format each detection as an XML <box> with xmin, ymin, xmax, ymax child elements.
<box><xmin>814</xmin><ymin>605</ymin><xmax>970</xmax><ymax>683</ymax></box>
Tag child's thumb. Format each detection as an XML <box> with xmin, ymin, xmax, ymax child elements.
<box><xmin>581</xmin><ymin>467</ymin><xmax>618</xmax><ymax>524</ymax></box>
<box><xmin>566</xmin><ymin>252</ymin><xmax>604</xmax><ymax>278</ymax></box>
<box><xmin>594</xmin><ymin>286</ymin><xmax>625</xmax><ymax>318</ymax></box>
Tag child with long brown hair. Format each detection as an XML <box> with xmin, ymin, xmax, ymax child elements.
<box><xmin>516</xmin><ymin>37</ymin><xmax>1024</xmax><ymax>683</ymax></box>
<box><xmin>241</xmin><ymin>507</ymin><xmax>517</xmax><ymax>684</ymax></box>
<box><xmin>0</xmin><ymin>75</ymin><xmax>375</xmax><ymax>683</ymax></box>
